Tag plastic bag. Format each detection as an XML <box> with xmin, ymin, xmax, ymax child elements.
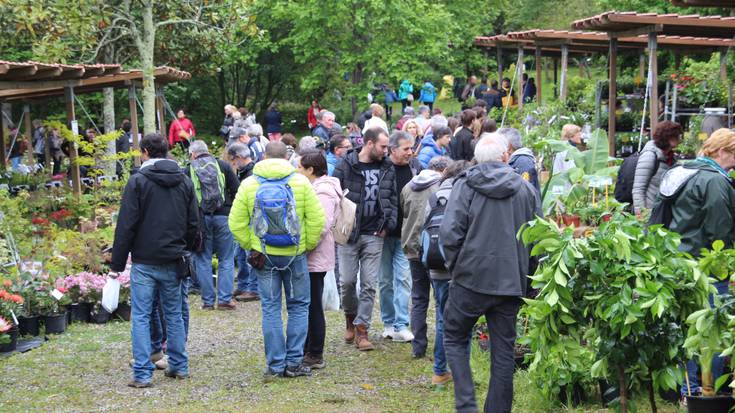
<box><xmin>322</xmin><ymin>270</ymin><xmax>340</xmax><ymax>311</ymax></box>
<box><xmin>101</xmin><ymin>277</ymin><xmax>120</xmax><ymax>313</ymax></box>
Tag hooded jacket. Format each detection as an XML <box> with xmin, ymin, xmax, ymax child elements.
<box><xmin>229</xmin><ymin>158</ymin><xmax>325</xmax><ymax>256</ymax></box>
<box><xmin>400</xmin><ymin>169</ymin><xmax>442</xmax><ymax>260</ymax></box>
<box><xmin>417</xmin><ymin>136</ymin><xmax>447</xmax><ymax>168</ymax></box>
<box><xmin>111</xmin><ymin>159</ymin><xmax>200</xmax><ymax>272</ymax></box>
<box><xmin>509</xmin><ymin>147</ymin><xmax>540</xmax><ymax>192</ymax></box>
<box><xmin>632</xmin><ymin>140</ymin><xmax>674</xmax><ymax>212</ymax></box>
<box><xmin>333</xmin><ymin>150</ymin><xmax>397</xmax><ymax>243</ymax></box>
<box><xmin>439</xmin><ymin>161</ymin><xmax>541</xmax><ymax>296</ymax></box>
<box><xmin>307</xmin><ymin>175</ymin><xmax>342</xmax><ymax>272</ymax></box>
<box><xmin>398</xmin><ymin>80</ymin><xmax>413</xmax><ymax>100</ymax></box>
<box><xmin>657</xmin><ymin>159</ymin><xmax>735</xmax><ymax>256</ymax></box>
<box><xmin>326</xmin><ymin>151</ymin><xmax>340</xmax><ymax>176</ymax></box>
<box><xmin>450</xmin><ymin>127</ymin><xmax>475</xmax><ymax>162</ymax></box>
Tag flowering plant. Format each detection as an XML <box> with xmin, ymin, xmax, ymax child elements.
<box><xmin>57</xmin><ymin>271</ymin><xmax>105</xmax><ymax>304</ymax></box>
<box><xmin>0</xmin><ymin>288</ymin><xmax>23</xmax><ymax>324</ymax></box>
<box><xmin>0</xmin><ymin>316</ymin><xmax>12</xmax><ymax>345</ymax></box>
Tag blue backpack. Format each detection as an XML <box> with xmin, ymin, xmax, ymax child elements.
<box><xmin>251</xmin><ymin>173</ymin><xmax>301</xmax><ymax>249</ymax></box>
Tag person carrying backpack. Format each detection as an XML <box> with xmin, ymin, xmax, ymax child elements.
<box><xmin>228</xmin><ymin>141</ymin><xmax>325</xmax><ymax>380</ymax></box>
<box><xmin>628</xmin><ymin>121</ymin><xmax>681</xmax><ymax>214</ymax></box>
<box><xmin>186</xmin><ymin>141</ymin><xmax>240</xmax><ymax>309</ymax></box>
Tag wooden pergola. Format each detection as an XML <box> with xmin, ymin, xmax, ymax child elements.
<box><xmin>671</xmin><ymin>0</ymin><xmax>735</xmax><ymax>7</ymax></box>
<box><xmin>572</xmin><ymin>12</ymin><xmax>735</xmax><ymax>155</ymax></box>
<box><xmin>0</xmin><ymin>61</ymin><xmax>190</xmax><ymax>195</ymax></box>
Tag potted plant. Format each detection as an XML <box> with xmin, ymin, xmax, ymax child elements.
<box><xmin>0</xmin><ymin>285</ymin><xmax>23</xmax><ymax>349</ymax></box>
<box><xmin>0</xmin><ymin>315</ymin><xmax>17</xmax><ymax>353</ymax></box>
<box><xmin>84</xmin><ymin>273</ymin><xmax>110</xmax><ymax>324</ymax></box>
<box><xmin>36</xmin><ymin>284</ymin><xmax>69</xmax><ymax>334</ymax></box>
<box><xmin>16</xmin><ymin>273</ymin><xmax>43</xmax><ymax>337</ymax></box>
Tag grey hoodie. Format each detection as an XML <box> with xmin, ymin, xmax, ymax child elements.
<box><xmin>439</xmin><ymin>161</ymin><xmax>541</xmax><ymax>296</ymax></box>
<box><xmin>400</xmin><ymin>169</ymin><xmax>442</xmax><ymax>260</ymax></box>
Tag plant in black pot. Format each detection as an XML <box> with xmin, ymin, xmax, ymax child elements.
<box><xmin>36</xmin><ymin>287</ymin><xmax>69</xmax><ymax>335</ymax></box>
<box><xmin>0</xmin><ymin>315</ymin><xmax>18</xmax><ymax>353</ymax></box>
<box><xmin>16</xmin><ymin>271</ymin><xmax>44</xmax><ymax>336</ymax></box>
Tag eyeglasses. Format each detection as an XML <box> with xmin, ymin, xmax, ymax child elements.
<box><xmin>338</xmin><ymin>145</ymin><xmax>352</xmax><ymax>150</ymax></box>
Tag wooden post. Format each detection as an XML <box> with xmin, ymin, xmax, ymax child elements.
<box><xmin>560</xmin><ymin>44</ymin><xmax>569</xmax><ymax>102</ymax></box>
<box><xmin>535</xmin><ymin>46</ymin><xmax>542</xmax><ymax>105</ymax></box>
<box><xmin>128</xmin><ymin>85</ymin><xmax>141</xmax><ymax>167</ymax></box>
<box><xmin>553</xmin><ymin>58</ymin><xmax>558</xmax><ymax>99</ymax></box>
<box><xmin>608</xmin><ymin>38</ymin><xmax>618</xmax><ymax>157</ymax></box>
<box><xmin>517</xmin><ymin>46</ymin><xmax>525</xmax><ymax>110</ymax></box>
<box><xmin>497</xmin><ymin>47</ymin><xmax>503</xmax><ymax>84</ymax></box>
<box><xmin>64</xmin><ymin>87</ymin><xmax>81</xmax><ymax>197</ymax></box>
<box><xmin>639</xmin><ymin>54</ymin><xmax>645</xmax><ymax>83</ymax></box>
<box><xmin>721</xmin><ymin>48</ymin><xmax>728</xmax><ymax>82</ymax></box>
<box><xmin>155</xmin><ymin>85</ymin><xmax>166</xmax><ymax>136</ymax></box>
<box><xmin>23</xmin><ymin>104</ymin><xmax>34</xmax><ymax>166</ymax></box>
<box><xmin>0</xmin><ymin>106</ymin><xmax>5</xmax><ymax>171</ymax></box>
<box><xmin>648</xmin><ymin>32</ymin><xmax>659</xmax><ymax>133</ymax></box>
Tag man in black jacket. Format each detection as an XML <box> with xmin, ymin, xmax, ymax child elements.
<box><xmin>333</xmin><ymin>127</ymin><xmax>397</xmax><ymax>351</ymax></box>
<box><xmin>185</xmin><ymin>140</ymin><xmax>240</xmax><ymax>310</ymax></box>
<box><xmin>440</xmin><ymin>132</ymin><xmax>541</xmax><ymax>413</ymax></box>
<box><xmin>111</xmin><ymin>133</ymin><xmax>199</xmax><ymax>388</ymax></box>
<box><xmin>450</xmin><ymin>109</ymin><xmax>477</xmax><ymax>162</ymax></box>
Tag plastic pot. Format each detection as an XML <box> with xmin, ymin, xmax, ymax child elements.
<box><xmin>561</xmin><ymin>214</ymin><xmax>581</xmax><ymax>227</ymax></box>
<box><xmin>90</xmin><ymin>308</ymin><xmax>110</xmax><ymax>324</ymax></box>
<box><xmin>114</xmin><ymin>303</ymin><xmax>131</xmax><ymax>322</ymax></box>
<box><xmin>599</xmin><ymin>380</ymin><xmax>619</xmax><ymax>407</ymax></box>
<box><xmin>18</xmin><ymin>315</ymin><xmax>40</xmax><ymax>337</ymax></box>
<box><xmin>70</xmin><ymin>303</ymin><xmax>91</xmax><ymax>323</ymax></box>
<box><xmin>0</xmin><ymin>326</ymin><xmax>19</xmax><ymax>352</ymax></box>
<box><xmin>559</xmin><ymin>383</ymin><xmax>586</xmax><ymax>407</ymax></box>
<box><xmin>44</xmin><ymin>313</ymin><xmax>67</xmax><ymax>334</ymax></box>
<box><xmin>686</xmin><ymin>395</ymin><xmax>735</xmax><ymax>413</ymax></box>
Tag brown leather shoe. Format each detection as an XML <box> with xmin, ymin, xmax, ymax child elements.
<box><xmin>235</xmin><ymin>291</ymin><xmax>260</xmax><ymax>302</ymax></box>
<box><xmin>344</xmin><ymin>314</ymin><xmax>356</xmax><ymax>344</ymax></box>
<box><xmin>217</xmin><ymin>302</ymin><xmax>237</xmax><ymax>310</ymax></box>
<box><xmin>355</xmin><ymin>324</ymin><xmax>374</xmax><ymax>351</ymax></box>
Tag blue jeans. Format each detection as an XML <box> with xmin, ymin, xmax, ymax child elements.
<box><xmin>682</xmin><ymin>280</ymin><xmax>729</xmax><ymax>395</ymax></box>
<box><xmin>379</xmin><ymin>237</ymin><xmax>411</xmax><ymax>331</ymax></box>
<box><xmin>151</xmin><ymin>280</ymin><xmax>190</xmax><ymax>350</ymax></box>
<box><xmin>194</xmin><ymin>215</ymin><xmax>235</xmax><ymax>305</ymax></box>
<box><xmin>255</xmin><ymin>253</ymin><xmax>310</xmax><ymax>373</ymax></box>
<box><xmin>10</xmin><ymin>156</ymin><xmax>21</xmax><ymax>171</ymax></box>
<box><xmin>130</xmin><ymin>263</ymin><xmax>188</xmax><ymax>383</ymax></box>
<box><xmin>235</xmin><ymin>245</ymin><xmax>258</xmax><ymax>293</ymax></box>
<box><xmin>432</xmin><ymin>279</ymin><xmax>450</xmax><ymax>375</ymax></box>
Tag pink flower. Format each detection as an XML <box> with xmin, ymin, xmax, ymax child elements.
<box><xmin>0</xmin><ymin>316</ymin><xmax>12</xmax><ymax>333</ymax></box>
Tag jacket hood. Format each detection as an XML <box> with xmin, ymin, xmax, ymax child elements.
<box><xmin>642</xmin><ymin>140</ymin><xmax>665</xmax><ymax>159</ymax></box>
<box><xmin>313</xmin><ymin>175</ymin><xmax>342</xmax><ymax>198</ymax></box>
<box><xmin>659</xmin><ymin>160</ymin><xmax>721</xmax><ymax>198</ymax></box>
<box><xmin>139</xmin><ymin>159</ymin><xmax>185</xmax><ymax>188</ymax></box>
<box><xmin>420</xmin><ymin>135</ymin><xmax>440</xmax><ymax>151</ymax></box>
<box><xmin>409</xmin><ymin>169</ymin><xmax>442</xmax><ymax>191</ymax></box>
<box><xmin>464</xmin><ymin>162</ymin><xmax>523</xmax><ymax>199</ymax></box>
<box><xmin>253</xmin><ymin>158</ymin><xmax>296</xmax><ymax>179</ymax></box>
<box><xmin>509</xmin><ymin>147</ymin><xmax>536</xmax><ymax>163</ymax></box>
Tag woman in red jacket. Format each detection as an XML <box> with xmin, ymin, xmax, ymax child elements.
<box><xmin>307</xmin><ymin>99</ymin><xmax>321</xmax><ymax>132</ymax></box>
<box><xmin>168</xmin><ymin>109</ymin><xmax>197</xmax><ymax>149</ymax></box>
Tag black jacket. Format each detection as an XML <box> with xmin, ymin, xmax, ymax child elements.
<box><xmin>450</xmin><ymin>127</ymin><xmax>475</xmax><ymax>162</ymax></box>
<box><xmin>333</xmin><ymin>150</ymin><xmax>398</xmax><ymax>243</ymax></box>
<box><xmin>184</xmin><ymin>154</ymin><xmax>240</xmax><ymax>216</ymax></box>
<box><xmin>439</xmin><ymin>161</ymin><xmax>541</xmax><ymax>296</ymax></box>
<box><xmin>236</xmin><ymin>162</ymin><xmax>255</xmax><ymax>182</ymax></box>
<box><xmin>111</xmin><ymin>159</ymin><xmax>200</xmax><ymax>271</ymax></box>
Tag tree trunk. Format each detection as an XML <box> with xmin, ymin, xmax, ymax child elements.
<box><xmin>139</xmin><ymin>2</ymin><xmax>157</xmax><ymax>135</ymax></box>
<box><xmin>647</xmin><ymin>376</ymin><xmax>657</xmax><ymax>413</ymax></box>
<box><xmin>102</xmin><ymin>87</ymin><xmax>116</xmax><ymax>176</ymax></box>
<box><xmin>617</xmin><ymin>365</ymin><xmax>628</xmax><ymax>413</ymax></box>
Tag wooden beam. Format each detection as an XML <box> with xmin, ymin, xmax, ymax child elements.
<box><xmin>639</xmin><ymin>54</ymin><xmax>645</xmax><ymax>82</ymax></box>
<box><xmin>536</xmin><ymin>46</ymin><xmax>542</xmax><ymax>105</ymax></box>
<box><xmin>497</xmin><ymin>47</ymin><xmax>503</xmax><ymax>83</ymax></box>
<box><xmin>64</xmin><ymin>87</ymin><xmax>81</xmax><ymax>197</ymax></box>
<box><xmin>517</xmin><ymin>46</ymin><xmax>525</xmax><ymax>110</ymax></box>
<box><xmin>20</xmin><ymin>67</ymin><xmax>63</xmax><ymax>81</ymax></box>
<box><xmin>649</xmin><ymin>32</ymin><xmax>659</xmax><ymax>133</ymax></box>
<box><xmin>128</xmin><ymin>86</ymin><xmax>140</xmax><ymax>167</ymax></box>
<box><xmin>0</xmin><ymin>105</ymin><xmax>5</xmax><ymax>171</ymax></box>
<box><xmin>610</xmin><ymin>24</ymin><xmax>663</xmax><ymax>39</ymax></box>
<box><xmin>609</xmin><ymin>37</ymin><xmax>618</xmax><ymax>157</ymax></box>
<box><xmin>721</xmin><ymin>48</ymin><xmax>729</xmax><ymax>82</ymax></box>
<box><xmin>4</xmin><ymin>66</ymin><xmax>38</xmax><ymax>80</ymax></box>
<box><xmin>23</xmin><ymin>104</ymin><xmax>33</xmax><ymax>166</ymax></box>
<box><xmin>560</xmin><ymin>44</ymin><xmax>569</xmax><ymax>102</ymax></box>
<box><xmin>0</xmin><ymin>64</ymin><xmax>9</xmax><ymax>75</ymax></box>
<box><xmin>155</xmin><ymin>85</ymin><xmax>166</xmax><ymax>135</ymax></box>
<box><xmin>554</xmin><ymin>58</ymin><xmax>558</xmax><ymax>99</ymax></box>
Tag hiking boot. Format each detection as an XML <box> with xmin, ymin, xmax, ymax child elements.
<box><xmin>431</xmin><ymin>372</ymin><xmax>453</xmax><ymax>386</ymax></box>
<box><xmin>392</xmin><ymin>328</ymin><xmax>414</xmax><ymax>343</ymax></box>
<box><xmin>201</xmin><ymin>304</ymin><xmax>214</xmax><ymax>310</ymax></box>
<box><xmin>127</xmin><ymin>380</ymin><xmax>152</xmax><ymax>388</ymax></box>
<box><xmin>263</xmin><ymin>368</ymin><xmax>283</xmax><ymax>383</ymax></box>
<box><xmin>303</xmin><ymin>354</ymin><xmax>326</xmax><ymax>370</ymax></box>
<box><xmin>284</xmin><ymin>364</ymin><xmax>312</xmax><ymax>378</ymax></box>
<box><xmin>235</xmin><ymin>291</ymin><xmax>260</xmax><ymax>302</ymax></box>
<box><xmin>355</xmin><ymin>324</ymin><xmax>374</xmax><ymax>351</ymax></box>
<box><xmin>381</xmin><ymin>327</ymin><xmax>395</xmax><ymax>340</ymax></box>
<box><xmin>128</xmin><ymin>352</ymin><xmax>167</xmax><ymax>369</ymax></box>
<box><xmin>164</xmin><ymin>369</ymin><xmax>190</xmax><ymax>379</ymax></box>
<box><xmin>217</xmin><ymin>302</ymin><xmax>237</xmax><ymax>310</ymax></box>
<box><xmin>344</xmin><ymin>314</ymin><xmax>356</xmax><ymax>344</ymax></box>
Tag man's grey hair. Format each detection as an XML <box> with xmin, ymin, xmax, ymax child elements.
<box><xmin>189</xmin><ymin>140</ymin><xmax>209</xmax><ymax>155</ymax></box>
<box><xmin>227</xmin><ymin>142</ymin><xmax>251</xmax><ymax>159</ymax></box>
<box><xmin>265</xmin><ymin>141</ymin><xmax>289</xmax><ymax>159</ymax></box>
<box><xmin>389</xmin><ymin>131</ymin><xmax>414</xmax><ymax>149</ymax></box>
<box><xmin>247</xmin><ymin>123</ymin><xmax>263</xmax><ymax>137</ymax></box>
<box><xmin>474</xmin><ymin>132</ymin><xmax>509</xmax><ymax>164</ymax></box>
<box><xmin>297</xmin><ymin>136</ymin><xmax>317</xmax><ymax>154</ymax></box>
<box><xmin>430</xmin><ymin>115</ymin><xmax>448</xmax><ymax>131</ymax></box>
<box><xmin>315</xmin><ymin>110</ymin><xmax>324</xmax><ymax>121</ymax></box>
<box><xmin>321</xmin><ymin>111</ymin><xmax>335</xmax><ymax>121</ymax></box>
<box><xmin>428</xmin><ymin>156</ymin><xmax>451</xmax><ymax>172</ymax></box>
<box><xmin>418</xmin><ymin>105</ymin><xmax>430</xmax><ymax>114</ymax></box>
<box><xmin>233</xmin><ymin>127</ymin><xmax>248</xmax><ymax>138</ymax></box>
<box><xmin>497</xmin><ymin>127</ymin><xmax>523</xmax><ymax>150</ymax></box>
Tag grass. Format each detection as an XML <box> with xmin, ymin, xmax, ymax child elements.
<box><xmin>0</xmin><ymin>296</ymin><xmax>680</xmax><ymax>412</ymax></box>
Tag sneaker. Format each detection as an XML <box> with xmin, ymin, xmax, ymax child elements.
<box><xmin>128</xmin><ymin>352</ymin><xmax>167</xmax><ymax>369</ymax></box>
<box><xmin>235</xmin><ymin>291</ymin><xmax>260</xmax><ymax>302</ymax></box>
<box><xmin>164</xmin><ymin>369</ymin><xmax>190</xmax><ymax>379</ymax></box>
<box><xmin>392</xmin><ymin>328</ymin><xmax>414</xmax><ymax>343</ymax></box>
<box><xmin>201</xmin><ymin>304</ymin><xmax>214</xmax><ymax>310</ymax></box>
<box><xmin>431</xmin><ymin>372</ymin><xmax>453</xmax><ymax>386</ymax></box>
<box><xmin>263</xmin><ymin>368</ymin><xmax>283</xmax><ymax>383</ymax></box>
<box><xmin>303</xmin><ymin>354</ymin><xmax>326</xmax><ymax>370</ymax></box>
<box><xmin>217</xmin><ymin>301</ymin><xmax>237</xmax><ymax>310</ymax></box>
<box><xmin>381</xmin><ymin>327</ymin><xmax>396</xmax><ymax>340</ymax></box>
<box><xmin>284</xmin><ymin>364</ymin><xmax>312</xmax><ymax>378</ymax></box>
<box><xmin>127</xmin><ymin>380</ymin><xmax>152</xmax><ymax>388</ymax></box>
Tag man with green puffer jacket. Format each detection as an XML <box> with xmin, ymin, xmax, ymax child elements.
<box><xmin>229</xmin><ymin>141</ymin><xmax>325</xmax><ymax>380</ymax></box>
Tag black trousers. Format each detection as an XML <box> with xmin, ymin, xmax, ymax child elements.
<box><xmin>443</xmin><ymin>282</ymin><xmax>521</xmax><ymax>413</ymax></box>
<box><xmin>305</xmin><ymin>271</ymin><xmax>326</xmax><ymax>358</ymax></box>
<box><xmin>409</xmin><ymin>259</ymin><xmax>431</xmax><ymax>357</ymax></box>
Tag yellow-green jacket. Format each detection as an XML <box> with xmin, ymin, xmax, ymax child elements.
<box><xmin>228</xmin><ymin>158</ymin><xmax>325</xmax><ymax>256</ymax></box>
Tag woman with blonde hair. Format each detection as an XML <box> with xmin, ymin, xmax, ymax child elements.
<box><xmin>552</xmin><ymin>124</ymin><xmax>583</xmax><ymax>174</ymax></box>
<box><xmin>362</xmin><ymin>103</ymin><xmax>389</xmax><ymax>134</ymax></box>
